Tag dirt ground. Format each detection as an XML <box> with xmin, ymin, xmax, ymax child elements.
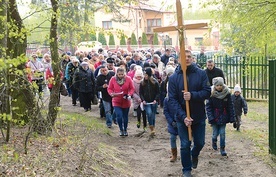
<box><xmin>60</xmin><ymin>96</ymin><xmax>275</xmax><ymax>177</ymax></box>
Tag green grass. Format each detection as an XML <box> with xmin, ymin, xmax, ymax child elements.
<box><xmin>228</xmin><ymin>101</ymin><xmax>276</xmax><ymax>168</ymax></box>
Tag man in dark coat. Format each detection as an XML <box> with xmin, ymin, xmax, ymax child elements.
<box><xmin>168</xmin><ymin>50</ymin><xmax>211</xmax><ymax>177</ymax></box>
<box><xmin>96</xmin><ymin>65</ymin><xmax>116</xmax><ymax>127</ymax></box>
<box><xmin>205</xmin><ymin>59</ymin><xmax>225</xmax><ymax>85</ymax></box>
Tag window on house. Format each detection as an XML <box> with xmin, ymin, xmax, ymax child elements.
<box><xmin>195</xmin><ymin>37</ymin><xmax>203</xmax><ymax>45</ymax></box>
<box><xmin>102</xmin><ymin>21</ymin><xmax>112</xmax><ymax>30</ymax></box>
<box><xmin>147</xmin><ymin>18</ymin><xmax>162</xmax><ymax>27</ymax></box>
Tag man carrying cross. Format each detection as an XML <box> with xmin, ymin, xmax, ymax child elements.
<box><xmin>158</xmin><ymin>0</ymin><xmax>211</xmax><ymax>176</ymax></box>
<box><xmin>168</xmin><ymin>50</ymin><xmax>211</xmax><ymax>177</ymax></box>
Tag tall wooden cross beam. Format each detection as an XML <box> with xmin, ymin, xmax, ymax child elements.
<box><xmin>153</xmin><ymin>0</ymin><xmax>208</xmax><ymax>141</ymax></box>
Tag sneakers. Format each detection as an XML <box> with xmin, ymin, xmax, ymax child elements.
<box><xmin>192</xmin><ymin>156</ymin><xmax>198</xmax><ymax>169</ymax></box>
<box><xmin>124</xmin><ymin>131</ymin><xmax>128</xmax><ymax>136</ymax></box>
<box><xmin>119</xmin><ymin>131</ymin><xmax>124</xmax><ymax>136</ymax></box>
<box><xmin>137</xmin><ymin>121</ymin><xmax>141</xmax><ymax>128</ymax></box>
<box><xmin>183</xmin><ymin>171</ymin><xmax>192</xmax><ymax>177</ymax></box>
<box><xmin>143</xmin><ymin>127</ymin><xmax>147</xmax><ymax>132</ymax></box>
<box><xmin>220</xmin><ymin>147</ymin><xmax>227</xmax><ymax>156</ymax></box>
<box><xmin>212</xmin><ymin>139</ymin><xmax>218</xmax><ymax>150</ymax></box>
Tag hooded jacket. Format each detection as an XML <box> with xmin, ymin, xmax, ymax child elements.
<box><xmin>168</xmin><ymin>63</ymin><xmax>211</xmax><ymax>124</ymax></box>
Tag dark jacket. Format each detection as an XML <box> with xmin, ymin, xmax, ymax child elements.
<box><xmin>65</xmin><ymin>62</ymin><xmax>78</xmax><ymax>88</ymax></box>
<box><xmin>139</xmin><ymin>77</ymin><xmax>160</xmax><ymax>103</ymax></box>
<box><xmin>205</xmin><ymin>67</ymin><xmax>225</xmax><ymax>85</ymax></box>
<box><xmin>161</xmin><ymin>54</ymin><xmax>171</xmax><ymax>66</ymax></box>
<box><xmin>127</xmin><ymin>59</ymin><xmax>144</xmax><ymax>69</ymax></box>
<box><xmin>73</xmin><ymin>67</ymin><xmax>95</xmax><ymax>94</ymax></box>
<box><xmin>206</xmin><ymin>93</ymin><xmax>235</xmax><ymax>124</ymax></box>
<box><xmin>163</xmin><ymin>97</ymin><xmax>178</xmax><ymax>135</ymax></box>
<box><xmin>168</xmin><ymin>63</ymin><xmax>211</xmax><ymax>124</ymax></box>
<box><xmin>96</xmin><ymin>71</ymin><xmax>115</xmax><ymax>102</ymax></box>
<box><xmin>231</xmin><ymin>94</ymin><xmax>248</xmax><ymax>116</ymax></box>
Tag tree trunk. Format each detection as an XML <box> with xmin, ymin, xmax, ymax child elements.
<box><xmin>7</xmin><ymin>0</ymin><xmax>36</xmax><ymax>128</ymax></box>
<box><xmin>47</xmin><ymin>0</ymin><xmax>60</xmax><ymax>128</ymax></box>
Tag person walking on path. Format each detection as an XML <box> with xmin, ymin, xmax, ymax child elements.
<box><xmin>163</xmin><ymin>95</ymin><xmax>178</xmax><ymax>162</ymax></box>
<box><xmin>73</xmin><ymin>62</ymin><xmax>96</xmax><ymax>112</ymax></box>
<box><xmin>168</xmin><ymin>50</ymin><xmax>211</xmax><ymax>177</ymax></box>
<box><xmin>140</xmin><ymin>67</ymin><xmax>160</xmax><ymax>137</ymax></box>
<box><xmin>108</xmin><ymin>68</ymin><xmax>135</xmax><ymax>136</ymax></box>
<box><xmin>231</xmin><ymin>84</ymin><xmax>248</xmax><ymax>131</ymax></box>
<box><xmin>206</xmin><ymin>77</ymin><xmax>236</xmax><ymax>156</ymax></box>
<box><xmin>205</xmin><ymin>59</ymin><xmax>225</xmax><ymax>85</ymax></box>
<box><xmin>132</xmin><ymin>69</ymin><xmax>147</xmax><ymax>131</ymax></box>
<box><xmin>96</xmin><ymin>65</ymin><xmax>116</xmax><ymax>128</ymax></box>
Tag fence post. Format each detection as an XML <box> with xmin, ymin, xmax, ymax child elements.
<box><xmin>269</xmin><ymin>59</ymin><xmax>276</xmax><ymax>156</ymax></box>
<box><xmin>242</xmin><ymin>56</ymin><xmax>246</xmax><ymax>98</ymax></box>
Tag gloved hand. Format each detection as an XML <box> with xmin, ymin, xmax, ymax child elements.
<box><xmin>171</xmin><ymin>121</ymin><xmax>177</xmax><ymax>128</ymax></box>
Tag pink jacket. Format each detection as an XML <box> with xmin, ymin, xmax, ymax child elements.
<box><xmin>107</xmin><ymin>76</ymin><xmax>135</xmax><ymax>108</ymax></box>
<box><xmin>127</xmin><ymin>70</ymin><xmax>135</xmax><ymax>80</ymax></box>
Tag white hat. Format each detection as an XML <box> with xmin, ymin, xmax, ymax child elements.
<box><xmin>134</xmin><ymin>69</ymin><xmax>143</xmax><ymax>77</ymax></box>
<box><xmin>234</xmin><ymin>84</ymin><xmax>241</xmax><ymax>93</ymax></box>
<box><xmin>81</xmin><ymin>62</ymin><xmax>89</xmax><ymax>66</ymax></box>
<box><xmin>165</xmin><ymin>65</ymin><xmax>175</xmax><ymax>75</ymax></box>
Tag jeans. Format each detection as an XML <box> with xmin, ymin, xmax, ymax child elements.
<box><xmin>114</xmin><ymin>107</ymin><xmax>129</xmax><ymax>132</ymax></box>
<box><xmin>211</xmin><ymin>124</ymin><xmax>226</xmax><ymax>147</ymax></box>
<box><xmin>177</xmin><ymin>120</ymin><xmax>206</xmax><ymax>173</ymax></box>
<box><xmin>144</xmin><ymin>103</ymin><xmax>157</xmax><ymax>126</ymax></box>
<box><xmin>102</xmin><ymin>100</ymin><xmax>113</xmax><ymax>126</ymax></box>
<box><xmin>170</xmin><ymin>133</ymin><xmax>177</xmax><ymax>149</ymax></box>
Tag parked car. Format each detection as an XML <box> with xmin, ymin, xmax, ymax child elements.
<box><xmin>77</xmin><ymin>41</ymin><xmax>102</xmax><ymax>52</ymax></box>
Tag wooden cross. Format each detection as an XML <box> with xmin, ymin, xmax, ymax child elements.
<box><xmin>153</xmin><ymin>0</ymin><xmax>208</xmax><ymax>141</ymax></box>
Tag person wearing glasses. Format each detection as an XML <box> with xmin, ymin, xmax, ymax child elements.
<box><xmin>168</xmin><ymin>50</ymin><xmax>211</xmax><ymax>177</ymax></box>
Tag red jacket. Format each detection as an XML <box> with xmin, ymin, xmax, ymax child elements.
<box><xmin>107</xmin><ymin>76</ymin><xmax>135</xmax><ymax>108</ymax></box>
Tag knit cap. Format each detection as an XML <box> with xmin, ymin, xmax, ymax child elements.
<box><xmin>234</xmin><ymin>84</ymin><xmax>242</xmax><ymax>93</ymax></box>
<box><xmin>165</xmin><ymin>65</ymin><xmax>175</xmax><ymax>75</ymax></box>
<box><xmin>144</xmin><ymin>67</ymin><xmax>152</xmax><ymax>77</ymax></box>
<box><xmin>212</xmin><ymin>77</ymin><xmax>224</xmax><ymax>86</ymax></box>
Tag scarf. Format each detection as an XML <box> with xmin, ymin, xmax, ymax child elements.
<box><xmin>133</xmin><ymin>77</ymin><xmax>142</xmax><ymax>84</ymax></box>
<box><xmin>116</xmin><ymin>75</ymin><xmax>126</xmax><ymax>85</ymax></box>
<box><xmin>211</xmin><ymin>85</ymin><xmax>230</xmax><ymax>99</ymax></box>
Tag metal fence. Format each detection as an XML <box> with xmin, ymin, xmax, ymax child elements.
<box><xmin>197</xmin><ymin>55</ymin><xmax>270</xmax><ymax>101</ymax></box>
<box><xmin>269</xmin><ymin>60</ymin><xmax>276</xmax><ymax>155</ymax></box>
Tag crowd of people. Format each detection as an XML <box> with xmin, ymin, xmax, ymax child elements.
<box><xmin>26</xmin><ymin>47</ymin><xmax>248</xmax><ymax>177</ymax></box>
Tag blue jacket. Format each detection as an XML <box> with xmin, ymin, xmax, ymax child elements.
<box><xmin>163</xmin><ymin>97</ymin><xmax>178</xmax><ymax>135</ymax></box>
<box><xmin>168</xmin><ymin>63</ymin><xmax>211</xmax><ymax>124</ymax></box>
<box><xmin>231</xmin><ymin>94</ymin><xmax>248</xmax><ymax>116</ymax></box>
<box><xmin>206</xmin><ymin>93</ymin><xmax>235</xmax><ymax>124</ymax></box>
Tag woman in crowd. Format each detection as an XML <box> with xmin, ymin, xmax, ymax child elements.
<box><xmin>139</xmin><ymin>67</ymin><xmax>160</xmax><ymax>136</ymax></box>
<box><xmin>108</xmin><ymin>68</ymin><xmax>135</xmax><ymax>136</ymax></box>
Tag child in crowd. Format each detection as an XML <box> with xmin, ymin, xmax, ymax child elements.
<box><xmin>206</xmin><ymin>77</ymin><xmax>235</xmax><ymax>156</ymax></box>
<box><xmin>163</xmin><ymin>91</ymin><xmax>178</xmax><ymax>162</ymax></box>
<box><xmin>132</xmin><ymin>69</ymin><xmax>147</xmax><ymax>131</ymax></box>
<box><xmin>231</xmin><ymin>84</ymin><xmax>248</xmax><ymax>131</ymax></box>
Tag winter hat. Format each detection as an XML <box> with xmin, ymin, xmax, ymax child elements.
<box><xmin>130</xmin><ymin>64</ymin><xmax>137</xmax><ymax>70</ymax></box>
<box><xmin>144</xmin><ymin>67</ymin><xmax>152</xmax><ymax>77</ymax></box>
<box><xmin>143</xmin><ymin>62</ymin><xmax>150</xmax><ymax>68</ymax></box>
<box><xmin>212</xmin><ymin>77</ymin><xmax>224</xmax><ymax>86</ymax></box>
<box><xmin>165</xmin><ymin>65</ymin><xmax>175</xmax><ymax>75</ymax></box>
<box><xmin>134</xmin><ymin>69</ymin><xmax>143</xmax><ymax>78</ymax></box>
<box><xmin>234</xmin><ymin>84</ymin><xmax>242</xmax><ymax>93</ymax></box>
<box><xmin>81</xmin><ymin>62</ymin><xmax>89</xmax><ymax>66</ymax></box>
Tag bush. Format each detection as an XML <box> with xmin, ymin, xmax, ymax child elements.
<box><xmin>108</xmin><ymin>33</ymin><xmax>115</xmax><ymax>45</ymax></box>
<box><xmin>98</xmin><ymin>32</ymin><xmax>107</xmax><ymax>45</ymax></box>
<box><xmin>131</xmin><ymin>33</ymin><xmax>137</xmax><ymax>45</ymax></box>
<box><xmin>153</xmin><ymin>33</ymin><xmax>159</xmax><ymax>45</ymax></box>
<box><xmin>120</xmin><ymin>35</ymin><xmax>126</xmax><ymax>45</ymax></box>
<box><xmin>141</xmin><ymin>33</ymin><xmax>148</xmax><ymax>45</ymax></box>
